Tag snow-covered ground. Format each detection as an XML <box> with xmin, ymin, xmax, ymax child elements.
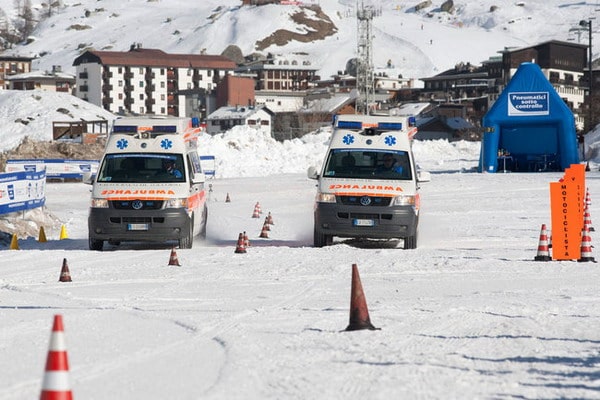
<box><xmin>2</xmin><ymin>135</ymin><xmax>600</xmax><ymax>399</ymax></box>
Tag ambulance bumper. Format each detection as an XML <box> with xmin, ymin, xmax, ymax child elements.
<box><xmin>314</xmin><ymin>203</ymin><xmax>418</xmax><ymax>239</ymax></box>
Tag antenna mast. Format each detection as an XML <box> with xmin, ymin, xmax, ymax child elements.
<box><xmin>356</xmin><ymin>0</ymin><xmax>377</xmax><ymax>115</ymax></box>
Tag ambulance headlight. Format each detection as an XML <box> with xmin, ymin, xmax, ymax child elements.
<box><xmin>165</xmin><ymin>198</ymin><xmax>188</xmax><ymax>208</ymax></box>
<box><xmin>391</xmin><ymin>195</ymin><xmax>415</xmax><ymax>206</ymax></box>
<box><xmin>316</xmin><ymin>193</ymin><xmax>336</xmax><ymax>203</ymax></box>
<box><xmin>91</xmin><ymin>198</ymin><xmax>109</xmax><ymax>208</ymax></box>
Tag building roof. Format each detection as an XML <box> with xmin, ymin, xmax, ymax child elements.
<box><xmin>73</xmin><ymin>47</ymin><xmax>236</xmax><ymax>70</ymax></box>
<box><xmin>6</xmin><ymin>70</ymin><xmax>75</xmax><ymax>81</ymax></box>
<box><xmin>207</xmin><ymin>105</ymin><xmax>270</xmax><ymax>120</ymax></box>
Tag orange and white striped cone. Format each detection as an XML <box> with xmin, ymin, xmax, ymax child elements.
<box><xmin>40</xmin><ymin>314</ymin><xmax>73</xmax><ymax>400</ymax></box>
<box><xmin>251</xmin><ymin>203</ymin><xmax>260</xmax><ymax>218</ymax></box>
<box><xmin>263</xmin><ymin>218</ymin><xmax>271</xmax><ymax>231</ymax></box>
<box><xmin>59</xmin><ymin>258</ymin><xmax>72</xmax><ymax>282</ymax></box>
<box><xmin>266</xmin><ymin>212</ymin><xmax>274</xmax><ymax>225</ymax></box>
<box><xmin>586</xmin><ymin>188</ymin><xmax>592</xmax><ymax>207</ymax></box>
<box><xmin>168</xmin><ymin>247</ymin><xmax>181</xmax><ymax>266</ymax></box>
<box><xmin>578</xmin><ymin>225</ymin><xmax>596</xmax><ymax>262</ymax></box>
<box><xmin>243</xmin><ymin>231</ymin><xmax>250</xmax><ymax>248</ymax></box>
<box><xmin>583</xmin><ymin>205</ymin><xmax>594</xmax><ymax>232</ymax></box>
<box><xmin>234</xmin><ymin>233</ymin><xmax>247</xmax><ymax>254</ymax></box>
<box><xmin>255</xmin><ymin>202</ymin><xmax>262</xmax><ymax>215</ymax></box>
<box><xmin>225</xmin><ymin>193</ymin><xmax>231</xmax><ymax>203</ymax></box>
<box><xmin>259</xmin><ymin>223</ymin><xmax>269</xmax><ymax>238</ymax></box>
<box><xmin>534</xmin><ymin>224</ymin><xmax>551</xmax><ymax>261</ymax></box>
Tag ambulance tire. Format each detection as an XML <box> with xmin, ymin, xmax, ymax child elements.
<box><xmin>89</xmin><ymin>238</ymin><xmax>104</xmax><ymax>251</ymax></box>
<box><xmin>403</xmin><ymin>234</ymin><xmax>417</xmax><ymax>250</ymax></box>
<box><xmin>314</xmin><ymin>226</ymin><xmax>333</xmax><ymax>247</ymax></box>
<box><xmin>179</xmin><ymin>220</ymin><xmax>194</xmax><ymax>249</ymax></box>
<box><xmin>199</xmin><ymin>206</ymin><xmax>208</xmax><ymax>239</ymax></box>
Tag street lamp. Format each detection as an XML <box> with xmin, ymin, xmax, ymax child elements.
<box><xmin>580</xmin><ymin>19</ymin><xmax>593</xmax><ymax>132</ymax></box>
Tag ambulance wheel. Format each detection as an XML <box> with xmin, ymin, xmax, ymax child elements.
<box><xmin>403</xmin><ymin>234</ymin><xmax>417</xmax><ymax>250</ymax></box>
<box><xmin>179</xmin><ymin>222</ymin><xmax>193</xmax><ymax>249</ymax></box>
<box><xmin>199</xmin><ymin>206</ymin><xmax>208</xmax><ymax>239</ymax></box>
<box><xmin>89</xmin><ymin>238</ymin><xmax>103</xmax><ymax>251</ymax></box>
<box><xmin>314</xmin><ymin>226</ymin><xmax>332</xmax><ymax>247</ymax></box>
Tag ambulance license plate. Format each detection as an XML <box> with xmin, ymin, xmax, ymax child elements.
<box><xmin>127</xmin><ymin>223</ymin><xmax>149</xmax><ymax>231</ymax></box>
<box><xmin>353</xmin><ymin>219</ymin><xmax>374</xmax><ymax>227</ymax></box>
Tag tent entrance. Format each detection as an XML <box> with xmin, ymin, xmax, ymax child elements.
<box><xmin>499</xmin><ymin>124</ymin><xmax>560</xmax><ymax>172</ymax></box>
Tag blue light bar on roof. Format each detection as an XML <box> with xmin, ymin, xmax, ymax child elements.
<box><xmin>113</xmin><ymin>125</ymin><xmax>138</xmax><ymax>133</ymax></box>
<box><xmin>378</xmin><ymin>122</ymin><xmax>403</xmax><ymax>130</ymax></box>
<box><xmin>337</xmin><ymin>120</ymin><xmax>363</xmax><ymax>129</ymax></box>
<box><xmin>152</xmin><ymin>125</ymin><xmax>177</xmax><ymax>133</ymax></box>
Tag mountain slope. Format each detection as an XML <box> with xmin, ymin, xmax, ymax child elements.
<box><xmin>0</xmin><ymin>0</ymin><xmax>595</xmax><ymax>81</ymax></box>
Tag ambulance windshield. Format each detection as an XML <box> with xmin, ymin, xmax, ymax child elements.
<box><xmin>322</xmin><ymin>149</ymin><xmax>412</xmax><ymax>180</ymax></box>
<box><xmin>96</xmin><ymin>153</ymin><xmax>186</xmax><ymax>183</ymax></box>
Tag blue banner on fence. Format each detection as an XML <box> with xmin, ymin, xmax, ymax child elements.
<box><xmin>6</xmin><ymin>159</ymin><xmax>99</xmax><ymax>179</ymax></box>
<box><xmin>0</xmin><ymin>170</ymin><xmax>46</xmax><ymax>215</ymax></box>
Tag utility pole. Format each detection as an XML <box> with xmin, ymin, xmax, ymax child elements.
<box><xmin>581</xmin><ymin>19</ymin><xmax>594</xmax><ymax>132</ymax></box>
<box><xmin>356</xmin><ymin>1</ymin><xmax>377</xmax><ymax>115</ymax></box>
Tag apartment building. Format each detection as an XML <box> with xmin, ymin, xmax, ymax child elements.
<box><xmin>236</xmin><ymin>57</ymin><xmax>318</xmax><ymax>92</ymax></box>
<box><xmin>0</xmin><ymin>55</ymin><xmax>33</xmax><ymax>89</ymax></box>
<box><xmin>72</xmin><ymin>45</ymin><xmax>236</xmax><ymax>117</ymax></box>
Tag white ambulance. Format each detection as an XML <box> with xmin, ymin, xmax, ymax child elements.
<box><xmin>308</xmin><ymin>114</ymin><xmax>430</xmax><ymax>249</ymax></box>
<box><xmin>87</xmin><ymin>117</ymin><xmax>207</xmax><ymax>250</ymax></box>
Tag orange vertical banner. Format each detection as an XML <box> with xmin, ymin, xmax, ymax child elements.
<box><xmin>550</xmin><ymin>164</ymin><xmax>585</xmax><ymax>260</ymax></box>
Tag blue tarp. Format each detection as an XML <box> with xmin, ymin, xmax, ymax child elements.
<box><xmin>479</xmin><ymin>62</ymin><xmax>579</xmax><ymax>172</ymax></box>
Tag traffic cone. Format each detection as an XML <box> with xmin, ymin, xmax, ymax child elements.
<box><xmin>586</xmin><ymin>188</ymin><xmax>592</xmax><ymax>207</ymax></box>
<box><xmin>586</xmin><ymin>161</ymin><xmax>591</xmax><ymax>172</ymax></box>
<box><xmin>583</xmin><ymin>205</ymin><xmax>595</xmax><ymax>232</ymax></box>
<box><xmin>40</xmin><ymin>314</ymin><xmax>73</xmax><ymax>400</ymax></box>
<box><xmin>234</xmin><ymin>233</ymin><xmax>247</xmax><ymax>254</ymax></box>
<box><xmin>263</xmin><ymin>217</ymin><xmax>271</xmax><ymax>231</ymax></box>
<box><xmin>259</xmin><ymin>223</ymin><xmax>269</xmax><ymax>238</ymax></box>
<box><xmin>266</xmin><ymin>212</ymin><xmax>274</xmax><ymax>225</ymax></box>
<box><xmin>534</xmin><ymin>224</ymin><xmax>551</xmax><ymax>261</ymax></box>
<box><xmin>59</xmin><ymin>259</ymin><xmax>72</xmax><ymax>282</ymax></box>
<box><xmin>252</xmin><ymin>203</ymin><xmax>261</xmax><ymax>218</ymax></box>
<box><xmin>243</xmin><ymin>231</ymin><xmax>250</xmax><ymax>248</ymax></box>
<box><xmin>59</xmin><ymin>225</ymin><xmax>68</xmax><ymax>240</ymax></box>
<box><xmin>38</xmin><ymin>226</ymin><xmax>47</xmax><ymax>242</ymax></box>
<box><xmin>225</xmin><ymin>193</ymin><xmax>231</xmax><ymax>203</ymax></box>
<box><xmin>168</xmin><ymin>247</ymin><xmax>181</xmax><ymax>266</ymax></box>
<box><xmin>9</xmin><ymin>233</ymin><xmax>19</xmax><ymax>250</ymax></box>
<box><xmin>256</xmin><ymin>202</ymin><xmax>262</xmax><ymax>214</ymax></box>
<box><xmin>345</xmin><ymin>263</ymin><xmax>378</xmax><ymax>331</ymax></box>
<box><xmin>578</xmin><ymin>225</ymin><xmax>595</xmax><ymax>262</ymax></box>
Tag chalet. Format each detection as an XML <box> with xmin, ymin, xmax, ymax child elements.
<box><xmin>206</xmin><ymin>105</ymin><xmax>273</xmax><ymax>136</ymax></box>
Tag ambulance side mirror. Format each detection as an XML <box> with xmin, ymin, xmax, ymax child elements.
<box><xmin>417</xmin><ymin>170</ymin><xmax>431</xmax><ymax>183</ymax></box>
<box><xmin>307</xmin><ymin>166</ymin><xmax>319</xmax><ymax>180</ymax></box>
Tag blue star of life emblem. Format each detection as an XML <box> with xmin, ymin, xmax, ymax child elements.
<box><xmin>161</xmin><ymin>138</ymin><xmax>173</xmax><ymax>150</ymax></box>
<box><xmin>342</xmin><ymin>134</ymin><xmax>355</xmax><ymax>145</ymax></box>
<box><xmin>116</xmin><ymin>138</ymin><xmax>128</xmax><ymax>149</ymax></box>
<box><xmin>384</xmin><ymin>136</ymin><xmax>396</xmax><ymax>146</ymax></box>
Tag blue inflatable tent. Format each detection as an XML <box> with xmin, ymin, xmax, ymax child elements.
<box><xmin>479</xmin><ymin>62</ymin><xmax>579</xmax><ymax>172</ymax></box>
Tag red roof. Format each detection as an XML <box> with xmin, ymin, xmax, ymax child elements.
<box><xmin>73</xmin><ymin>48</ymin><xmax>236</xmax><ymax>69</ymax></box>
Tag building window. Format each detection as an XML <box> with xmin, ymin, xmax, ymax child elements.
<box><xmin>139</xmin><ymin>94</ymin><xmax>144</xmax><ymax>100</ymax></box>
<box><xmin>207</xmin><ymin>70</ymin><xmax>212</xmax><ymax>77</ymax></box>
<box><xmin>207</xmin><ymin>83</ymin><xmax>212</xmax><ymax>90</ymax></box>
<box><xmin>161</xmin><ymin>94</ymin><xmax>165</xmax><ymax>100</ymax></box>
<box><xmin>118</xmin><ymin>80</ymin><xmax>123</xmax><ymax>87</ymax></box>
<box><xmin>118</xmin><ymin>93</ymin><xmax>123</xmax><ymax>100</ymax></box>
<box><xmin>187</xmin><ymin>83</ymin><xmax>192</xmax><ymax>89</ymax></box>
<box><xmin>187</xmin><ymin>69</ymin><xmax>192</xmax><ymax>76</ymax></box>
<box><xmin>140</xmin><ymin>107</ymin><xmax>145</xmax><ymax>114</ymax></box>
<box><xmin>160</xmin><ymin>68</ymin><xmax>165</xmax><ymax>75</ymax></box>
<box><xmin>161</xmin><ymin>81</ymin><xmax>165</xmax><ymax>88</ymax></box>
<box><xmin>161</xmin><ymin>107</ymin><xmax>166</xmax><ymax>114</ymax></box>
<box><xmin>118</xmin><ymin>67</ymin><xmax>123</xmax><ymax>74</ymax></box>
<box><xmin>139</xmin><ymin>81</ymin><xmax>144</xmax><ymax>87</ymax></box>
<box><xmin>139</xmin><ymin>68</ymin><xmax>144</xmax><ymax>74</ymax></box>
